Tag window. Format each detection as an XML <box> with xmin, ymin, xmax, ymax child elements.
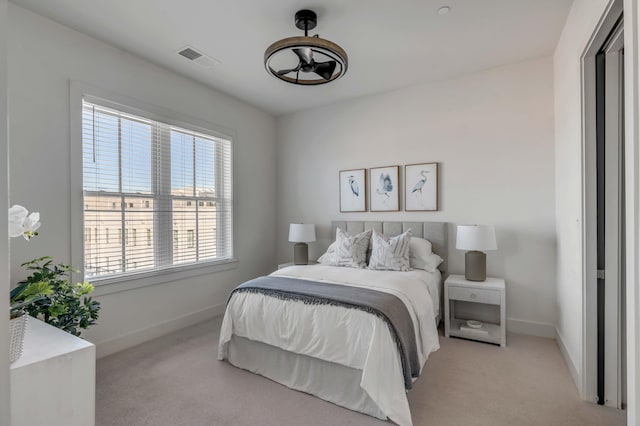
<box><xmin>82</xmin><ymin>100</ymin><xmax>233</xmax><ymax>279</ymax></box>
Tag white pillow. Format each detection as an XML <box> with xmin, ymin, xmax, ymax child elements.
<box><xmin>409</xmin><ymin>236</ymin><xmax>443</xmax><ymax>272</ymax></box>
<box><xmin>409</xmin><ymin>237</ymin><xmax>432</xmax><ymax>263</ymax></box>
<box><xmin>319</xmin><ymin>228</ymin><xmax>371</xmax><ymax>268</ymax></box>
<box><xmin>420</xmin><ymin>252</ymin><xmax>444</xmax><ymax>273</ymax></box>
<box><xmin>317</xmin><ymin>240</ymin><xmax>337</xmax><ymax>264</ymax></box>
<box><xmin>368</xmin><ymin>229</ymin><xmax>412</xmax><ymax>271</ymax></box>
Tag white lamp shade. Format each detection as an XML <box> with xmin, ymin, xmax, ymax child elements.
<box><xmin>456</xmin><ymin>225</ymin><xmax>497</xmax><ymax>251</ymax></box>
<box><xmin>288</xmin><ymin>223</ymin><xmax>316</xmax><ymax>243</ymax></box>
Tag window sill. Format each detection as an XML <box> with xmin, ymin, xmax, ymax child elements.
<box><xmin>90</xmin><ymin>259</ymin><xmax>239</xmax><ymax>297</ymax></box>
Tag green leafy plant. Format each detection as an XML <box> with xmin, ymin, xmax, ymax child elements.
<box><xmin>10</xmin><ymin>280</ymin><xmax>52</xmax><ymax>319</ymax></box>
<box><xmin>18</xmin><ymin>257</ymin><xmax>101</xmax><ymax>336</ymax></box>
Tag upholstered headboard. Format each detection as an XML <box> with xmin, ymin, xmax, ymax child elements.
<box><xmin>331</xmin><ymin>221</ymin><xmax>448</xmax><ymax>273</ymax></box>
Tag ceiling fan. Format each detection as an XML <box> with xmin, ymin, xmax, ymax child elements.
<box><xmin>276</xmin><ymin>46</ymin><xmax>337</xmax><ymax>81</ymax></box>
<box><xmin>264</xmin><ymin>10</ymin><xmax>348</xmax><ymax>85</ymax></box>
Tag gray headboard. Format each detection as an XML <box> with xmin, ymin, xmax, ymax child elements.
<box><xmin>331</xmin><ymin>221</ymin><xmax>448</xmax><ymax>273</ymax></box>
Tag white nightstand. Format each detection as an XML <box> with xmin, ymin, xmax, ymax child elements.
<box><xmin>278</xmin><ymin>261</ymin><xmax>318</xmax><ymax>269</ymax></box>
<box><xmin>444</xmin><ymin>274</ymin><xmax>506</xmax><ymax>347</ymax></box>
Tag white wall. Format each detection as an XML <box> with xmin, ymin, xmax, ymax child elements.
<box><xmin>7</xmin><ymin>4</ymin><xmax>277</xmax><ymax>357</ymax></box>
<box><xmin>276</xmin><ymin>57</ymin><xmax>557</xmax><ymax>337</ymax></box>
<box><xmin>553</xmin><ymin>0</ymin><xmax>611</xmax><ymax>394</ymax></box>
<box><xmin>0</xmin><ymin>0</ymin><xmax>10</xmax><ymax>422</ymax></box>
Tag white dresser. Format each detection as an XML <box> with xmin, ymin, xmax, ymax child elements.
<box><xmin>10</xmin><ymin>318</ymin><xmax>95</xmax><ymax>426</ymax></box>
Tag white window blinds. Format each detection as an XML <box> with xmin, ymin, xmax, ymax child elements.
<box><xmin>82</xmin><ymin>100</ymin><xmax>233</xmax><ymax>279</ymax></box>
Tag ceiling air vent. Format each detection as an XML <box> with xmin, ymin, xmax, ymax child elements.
<box><xmin>177</xmin><ymin>46</ymin><xmax>220</xmax><ymax>68</ymax></box>
<box><xmin>178</xmin><ymin>47</ymin><xmax>202</xmax><ymax>60</ymax></box>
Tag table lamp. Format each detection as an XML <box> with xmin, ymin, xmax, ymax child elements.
<box><xmin>289</xmin><ymin>223</ymin><xmax>316</xmax><ymax>265</ymax></box>
<box><xmin>456</xmin><ymin>225</ymin><xmax>497</xmax><ymax>281</ymax></box>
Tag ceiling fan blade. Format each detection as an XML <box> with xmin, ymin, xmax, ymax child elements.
<box><xmin>293</xmin><ymin>47</ymin><xmax>313</xmax><ymax>64</ymax></box>
<box><xmin>277</xmin><ymin>64</ymin><xmax>302</xmax><ymax>76</ymax></box>
<box><xmin>313</xmin><ymin>60</ymin><xmax>337</xmax><ymax>81</ymax></box>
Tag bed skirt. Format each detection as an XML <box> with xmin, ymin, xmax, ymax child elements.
<box><xmin>227</xmin><ymin>335</ymin><xmax>387</xmax><ymax>421</ymax></box>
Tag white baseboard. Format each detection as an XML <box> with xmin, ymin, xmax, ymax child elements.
<box><xmin>555</xmin><ymin>328</ymin><xmax>581</xmax><ymax>393</ymax></box>
<box><xmin>506</xmin><ymin>317</ymin><xmax>555</xmax><ymax>338</ymax></box>
<box><xmin>95</xmin><ymin>303</ymin><xmax>226</xmax><ymax>359</ymax></box>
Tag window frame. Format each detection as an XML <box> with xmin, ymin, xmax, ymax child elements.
<box><xmin>70</xmin><ymin>82</ymin><xmax>237</xmax><ymax>296</ymax></box>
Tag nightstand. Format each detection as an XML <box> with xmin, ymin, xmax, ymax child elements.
<box><xmin>278</xmin><ymin>261</ymin><xmax>318</xmax><ymax>269</ymax></box>
<box><xmin>444</xmin><ymin>274</ymin><xmax>506</xmax><ymax>347</ymax></box>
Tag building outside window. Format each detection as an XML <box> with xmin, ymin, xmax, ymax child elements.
<box><xmin>82</xmin><ymin>100</ymin><xmax>233</xmax><ymax>279</ymax></box>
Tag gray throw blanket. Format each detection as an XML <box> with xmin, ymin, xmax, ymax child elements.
<box><xmin>229</xmin><ymin>275</ymin><xmax>419</xmax><ymax>390</ymax></box>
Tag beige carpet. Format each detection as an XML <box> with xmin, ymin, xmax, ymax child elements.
<box><xmin>96</xmin><ymin>317</ymin><xmax>625</xmax><ymax>426</ymax></box>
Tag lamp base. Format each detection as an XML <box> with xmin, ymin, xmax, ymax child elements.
<box><xmin>465</xmin><ymin>251</ymin><xmax>486</xmax><ymax>281</ymax></box>
<box><xmin>293</xmin><ymin>243</ymin><xmax>309</xmax><ymax>265</ymax></box>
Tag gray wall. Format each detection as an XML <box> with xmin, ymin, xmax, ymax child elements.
<box><xmin>7</xmin><ymin>4</ymin><xmax>277</xmax><ymax>357</ymax></box>
<box><xmin>276</xmin><ymin>56</ymin><xmax>557</xmax><ymax>337</ymax></box>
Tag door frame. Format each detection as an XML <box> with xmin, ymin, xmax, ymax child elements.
<box><xmin>581</xmin><ymin>0</ymin><xmax>623</xmax><ymax>406</ymax></box>
<box><xmin>582</xmin><ymin>0</ymin><xmax>640</xmax><ymax>421</ymax></box>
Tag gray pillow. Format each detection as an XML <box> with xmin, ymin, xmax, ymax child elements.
<box><xmin>368</xmin><ymin>229</ymin><xmax>412</xmax><ymax>271</ymax></box>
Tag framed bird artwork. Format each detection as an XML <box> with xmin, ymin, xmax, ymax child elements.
<box><xmin>405</xmin><ymin>162</ymin><xmax>438</xmax><ymax>211</ymax></box>
<box><xmin>339</xmin><ymin>168</ymin><xmax>367</xmax><ymax>212</ymax></box>
<box><xmin>370</xmin><ymin>165</ymin><xmax>400</xmax><ymax>212</ymax></box>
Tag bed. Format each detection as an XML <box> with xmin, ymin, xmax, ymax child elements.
<box><xmin>218</xmin><ymin>221</ymin><xmax>448</xmax><ymax>426</ymax></box>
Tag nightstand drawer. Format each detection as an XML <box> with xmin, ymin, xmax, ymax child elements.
<box><xmin>448</xmin><ymin>286</ymin><xmax>501</xmax><ymax>305</ymax></box>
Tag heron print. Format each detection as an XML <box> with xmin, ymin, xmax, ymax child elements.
<box><xmin>370</xmin><ymin>166</ymin><xmax>399</xmax><ymax>211</ymax></box>
<box><xmin>405</xmin><ymin>163</ymin><xmax>438</xmax><ymax>211</ymax></box>
<box><xmin>339</xmin><ymin>169</ymin><xmax>366</xmax><ymax>212</ymax></box>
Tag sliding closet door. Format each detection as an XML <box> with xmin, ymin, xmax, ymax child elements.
<box><xmin>597</xmin><ymin>20</ymin><xmax>625</xmax><ymax>409</ymax></box>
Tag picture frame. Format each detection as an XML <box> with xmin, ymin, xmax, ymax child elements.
<box><xmin>369</xmin><ymin>165</ymin><xmax>400</xmax><ymax>212</ymax></box>
<box><xmin>339</xmin><ymin>169</ymin><xmax>367</xmax><ymax>212</ymax></box>
<box><xmin>405</xmin><ymin>162</ymin><xmax>438</xmax><ymax>211</ymax></box>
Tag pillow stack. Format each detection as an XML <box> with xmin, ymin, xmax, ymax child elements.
<box><xmin>318</xmin><ymin>227</ymin><xmax>443</xmax><ymax>272</ymax></box>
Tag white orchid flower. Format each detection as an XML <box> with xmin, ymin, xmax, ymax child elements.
<box><xmin>8</xmin><ymin>205</ymin><xmax>41</xmax><ymax>240</ymax></box>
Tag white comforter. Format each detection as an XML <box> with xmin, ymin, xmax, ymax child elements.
<box><xmin>218</xmin><ymin>265</ymin><xmax>441</xmax><ymax>426</ymax></box>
